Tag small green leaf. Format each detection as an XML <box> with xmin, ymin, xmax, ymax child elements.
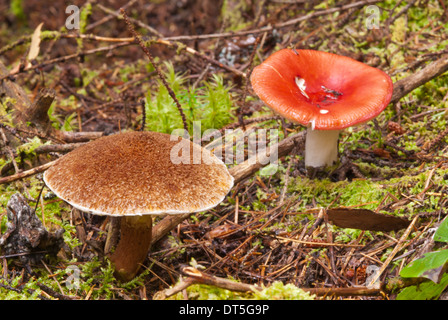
<box><xmin>259</xmin><ymin>164</ymin><xmax>278</xmax><ymax>177</ymax></box>
<box><xmin>396</xmin><ymin>273</ymin><xmax>448</xmax><ymax>300</ymax></box>
<box><xmin>434</xmin><ymin>218</ymin><xmax>448</xmax><ymax>243</ymax></box>
<box><xmin>400</xmin><ymin>249</ymin><xmax>448</xmax><ymax>283</ymax></box>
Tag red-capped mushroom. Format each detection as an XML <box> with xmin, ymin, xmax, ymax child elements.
<box><xmin>250</xmin><ymin>49</ymin><xmax>393</xmax><ymax>171</ymax></box>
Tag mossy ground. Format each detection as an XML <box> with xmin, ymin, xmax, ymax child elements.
<box><xmin>1</xmin><ymin>0</ymin><xmax>448</xmax><ymax>300</ymax></box>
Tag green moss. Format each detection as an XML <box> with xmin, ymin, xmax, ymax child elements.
<box><xmin>287</xmin><ymin>168</ymin><xmax>448</xmax><ymax>217</ymax></box>
<box><xmin>9</xmin><ymin>0</ymin><xmax>26</xmax><ymax>23</ymax></box>
<box><xmin>171</xmin><ymin>283</ymin><xmax>243</xmax><ymax>300</ymax></box>
<box><xmin>221</xmin><ymin>0</ymin><xmax>251</xmax><ymax>31</ymax></box>
<box><xmin>168</xmin><ymin>280</ymin><xmax>314</xmax><ymax>300</ymax></box>
<box><xmin>16</xmin><ymin>136</ymin><xmax>48</xmax><ymax>158</ymax></box>
<box><xmin>145</xmin><ymin>62</ymin><xmax>236</xmax><ymax>135</ymax></box>
<box><xmin>47</xmin><ymin>96</ymin><xmax>78</xmax><ymax>132</ymax></box>
<box><xmin>288</xmin><ymin>177</ymin><xmax>347</xmax><ymax>209</ymax></box>
<box><xmin>79</xmin><ymin>3</ymin><xmax>92</xmax><ymax>34</ymax></box>
<box><xmin>391</xmin><ymin>17</ymin><xmax>407</xmax><ymax>43</ymax></box>
<box><xmin>0</xmin><ymin>97</ymin><xmax>17</xmax><ymax>127</ymax></box>
<box><xmin>0</xmin><ymin>278</ymin><xmax>43</xmax><ymax>300</ymax></box>
<box><xmin>252</xmin><ymin>281</ymin><xmax>315</xmax><ymax>300</ymax></box>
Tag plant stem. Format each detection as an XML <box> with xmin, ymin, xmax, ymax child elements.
<box><xmin>120</xmin><ymin>8</ymin><xmax>188</xmax><ymax>133</ymax></box>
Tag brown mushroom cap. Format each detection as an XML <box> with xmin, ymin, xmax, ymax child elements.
<box><xmin>43</xmin><ymin>131</ymin><xmax>234</xmax><ymax>216</ymax></box>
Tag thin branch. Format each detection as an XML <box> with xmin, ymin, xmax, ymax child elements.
<box><xmin>0</xmin><ymin>42</ymin><xmax>132</xmax><ymax>82</ymax></box>
<box><xmin>391</xmin><ymin>54</ymin><xmax>448</xmax><ymax>104</ymax></box>
<box><xmin>0</xmin><ymin>160</ymin><xmax>56</xmax><ymax>185</ymax></box>
<box><xmin>366</xmin><ymin>215</ymin><xmax>419</xmax><ymax>287</ymax></box>
<box><xmin>182</xmin><ymin>266</ymin><xmax>261</xmax><ymax>292</ymax></box>
<box><xmin>86</xmin><ymin>0</ymin><xmax>138</xmax><ymax>32</ymax></box>
<box><xmin>97</xmin><ymin>3</ymin><xmax>163</xmax><ymax>38</ymax></box>
<box><xmin>120</xmin><ymin>8</ymin><xmax>188</xmax><ymax>133</ymax></box>
<box><xmin>156</xmin><ymin>266</ymin><xmax>261</xmax><ymax>299</ymax></box>
<box><xmin>238</xmin><ymin>36</ymin><xmax>262</xmax><ymax>130</ymax></box>
<box><xmin>161</xmin><ymin>0</ymin><xmax>384</xmax><ymax>42</ymax></box>
<box><xmin>305</xmin><ymin>286</ymin><xmax>384</xmax><ymax>297</ymax></box>
<box><xmin>155</xmin><ymin>39</ymin><xmax>246</xmax><ymax>78</ymax></box>
<box><xmin>34</xmin><ymin>143</ymin><xmax>86</xmax><ymax>154</ymax></box>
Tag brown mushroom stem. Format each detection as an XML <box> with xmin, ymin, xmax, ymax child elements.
<box><xmin>305</xmin><ymin>127</ymin><xmax>340</xmax><ymax>169</ymax></box>
<box><xmin>108</xmin><ymin>215</ymin><xmax>153</xmax><ymax>281</ymax></box>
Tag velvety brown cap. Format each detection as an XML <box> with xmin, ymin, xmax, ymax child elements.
<box><xmin>43</xmin><ymin>131</ymin><xmax>234</xmax><ymax>216</ymax></box>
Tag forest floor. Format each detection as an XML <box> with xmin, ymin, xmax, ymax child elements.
<box><xmin>1</xmin><ymin>0</ymin><xmax>448</xmax><ymax>301</ymax></box>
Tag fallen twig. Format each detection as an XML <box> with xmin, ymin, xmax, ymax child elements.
<box><xmin>54</xmin><ymin>131</ymin><xmax>104</xmax><ymax>143</ymax></box>
<box><xmin>155</xmin><ymin>266</ymin><xmax>261</xmax><ymax>299</ymax></box>
<box><xmin>97</xmin><ymin>3</ymin><xmax>163</xmax><ymax>38</ymax></box>
<box><xmin>304</xmin><ymin>286</ymin><xmax>383</xmax><ymax>297</ymax></box>
<box><xmin>275</xmin><ymin>235</ymin><xmax>365</xmax><ymax>248</ymax></box>
<box><xmin>366</xmin><ymin>215</ymin><xmax>419</xmax><ymax>287</ymax></box>
<box><xmin>0</xmin><ymin>42</ymin><xmax>132</xmax><ymax>82</ymax></box>
<box><xmin>34</xmin><ymin>142</ymin><xmax>86</xmax><ymax>154</ymax></box>
<box><xmin>120</xmin><ymin>8</ymin><xmax>188</xmax><ymax>133</ymax></box>
<box><xmin>183</xmin><ymin>266</ymin><xmax>261</xmax><ymax>292</ymax></box>
<box><xmin>0</xmin><ymin>161</ymin><xmax>56</xmax><ymax>185</ymax></box>
<box><xmin>391</xmin><ymin>54</ymin><xmax>448</xmax><ymax>104</ymax></box>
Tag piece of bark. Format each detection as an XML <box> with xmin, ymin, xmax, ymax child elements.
<box><xmin>0</xmin><ymin>193</ymin><xmax>65</xmax><ymax>264</ymax></box>
<box><xmin>71</xmin><ymin>209</ymin><xmax>86</xmax><ymax>244</ymax></box>
<box><xmin>0</xmin><ymin>60</ymin><xmax>31</xmax><ymax>122</ymax></box>
<box><xmin>24</xmin><ymin>88</ymin><xmax>55</xmax><ymax>134</ymax></box>
<box><xmin>0</xmin><ymin>62</ymin><xmax>55</xmax><ymax>135</ymax></box>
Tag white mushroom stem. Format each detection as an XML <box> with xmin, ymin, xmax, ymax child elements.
<box><xmin>109</xmin><ymin>215</ymin><xmax>153</xmax><ymax>281</ymax></box>
<box><xmin>305</xmin><ymin>128</ymin><xmax>340</xmax><ymax>169</ymax></box>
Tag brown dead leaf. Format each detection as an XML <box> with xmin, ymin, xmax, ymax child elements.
<box><xmin>205</xmin><ymin>224</ymin><xmax>236</xmax><ymax>239</ymax></box>
<box><xmin>327</xmin><ymin>208</ymin><xmax>410</xmax><ymax>232</ymax></box>
<box><xmin>28</xmin><ymin>22</ymin><xmax>44</xmax><ymax>65</ymax></box>
<box><xmin>372</xmin><ymin>148</ymin><xmax>391</xmax><ymax>159</ymax></box>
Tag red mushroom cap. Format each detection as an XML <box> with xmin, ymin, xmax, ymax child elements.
<box><xmin>250</xmin><ymin>49</ymin><xmax>393</xmax><ymax>130</ymax></box>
